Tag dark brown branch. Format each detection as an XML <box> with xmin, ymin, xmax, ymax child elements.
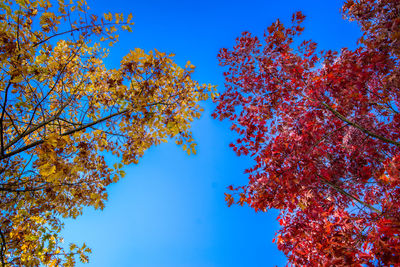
<box><xmin>0</xmin><ymin>81</ymin><xmax>13</xmax><ymax>156</ymax></box>
<box><xmin>3</xmin><ymin>109</ymin><xmax>21</xmax><ymax>135</ymax></box>
<box><xmin>322</xmin><ymin>102</ymin><xmax>400</xmax><ymax>147</ymax></box>
<box><xmin>4</xmin><ymin>98</ymin><xmax>72</xmax><ymax>152</ymax></box>
<box><xmin>16</xmin><ymin>42</ymin><xmax>85</xmax><ymax>145</ymax></box>
<box><xmin>32</xmin><ymin>25</ymin><xmax>91</xmax><ymax>47</ymax></box>
<box><xmin>5</xmin><ymin>43</ymin><xmax>87</xmax><ymax>153</ymax></box>
<box><xmin>1</xmin><ymin>95</ymin><xmax>180</xmax><ymax>161</ymax></box>
<box><xmin>32</xmin><ymin>21</ymin><xmax>120</xmax><ymax>48</ymax></box>
<box><xmin>0</xmin><ymin>228</ymin><xmax>6</xmax><ymax>267</ymax></box>
<box><xmin>317</xmin><ymin>174</ymin><xmax>382</xmax><ymax>214</ymax></box>
<box><xmin>0</xmin><ymin>109</ymin><xmax>129</xmax><ymax>161</ymax></box>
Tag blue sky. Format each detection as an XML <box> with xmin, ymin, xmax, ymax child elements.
<box><xmin>62</xmin><ymin>0</ymin><xmax>360</xmax><ymax>266</ymax></box>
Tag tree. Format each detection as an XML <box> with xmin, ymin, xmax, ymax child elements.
<box><xmin>213</xmin><ymin>0</ymin><xmax>400</xmax><ymax>265</ymax></box>
<box><xmin>0</xmin><ymin>0</ymin><xmax>215</xmax><ymax>265</ymax></box>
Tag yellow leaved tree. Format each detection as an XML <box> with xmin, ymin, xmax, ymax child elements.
<box><xmin>0</xmin><ymin>0</ymin><xmax>215</xmax><ymax>265</ymax></box>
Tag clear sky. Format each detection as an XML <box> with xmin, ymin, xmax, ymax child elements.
<box><xmin>62</xmin><ymin>0</ymin><xmax>361</xmax><ymax>266</ymax></box>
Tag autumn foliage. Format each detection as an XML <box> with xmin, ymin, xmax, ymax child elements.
<box><xmin>214</xmin><ymin>0</ymin><xmax>400</xmax><ymax>265</ymax></box>
<box><xmin>0</xmin><ymin>0</ymin><xmax>214</xmax><ymax>265</ymax></box>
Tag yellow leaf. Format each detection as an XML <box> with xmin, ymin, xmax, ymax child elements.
<box><xmin>70</xmin><ymin>243</ymin><xmax>77</xmax><ymax>251</ymax></box>
<box><xmin>127</xmin><ymin>13</ymin><xmax>133</xmax><ymax>23</ymax></box>
<box><xmin>11</xmin><ymin>75</ymin><xmax>24</xmax><ymax>83</ymax></box>
<box><xmin>39</xmin><ymin>163</ymin><xmax>56</xmax><ymax>177</ymax></box>
<box><xmin>46</xmin><ymin>133</ymin><xmax>59</xmax><ymax>147</ymax></box>
<box><xmin>104</xmin><ymin>12</ymin><xmax>112</xmax><ymax>21</ymax></box>
<box><xmin>122</xmin><ymin>25</ymin><xmax>132</xmax><ymax>32</ymax></box>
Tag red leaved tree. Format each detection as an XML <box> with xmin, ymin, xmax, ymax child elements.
<box><xmin>213</xmin><ymin>0</ymin><xmax>400</xmax><ymax>265</ymax></box>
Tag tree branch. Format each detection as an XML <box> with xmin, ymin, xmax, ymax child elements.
<box><xmin>0</xmin><ymin>97</ymin><xmax>178</xmax><ymax>161</ymax></box>
<box><xmin>0</xmin><ymin>109</ymin><xmax>129</xmax><ymax>161</ymax></box>
<box><xmin>3</xmin><ymin>98</ymin><xmax>72</xmax><ymax>153</ymax></box>
<box><xmin>0</xmin><ymin>228</ymin><xmax>6</xmax><ymax>267</ymax></box>
<box><xmin>317</xmin><ymin>174</ymin><xmax>382</xmax><ymax>214</ymax></box>
<box><xmin>0</xmin><ymin>80</ymin><xmax>13</xmax><ymax>156</ymax></box>
<box><xmin>322</xmin><ymin>102</ymin><xmax>400</xmax><ymax>147</ymax></box>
